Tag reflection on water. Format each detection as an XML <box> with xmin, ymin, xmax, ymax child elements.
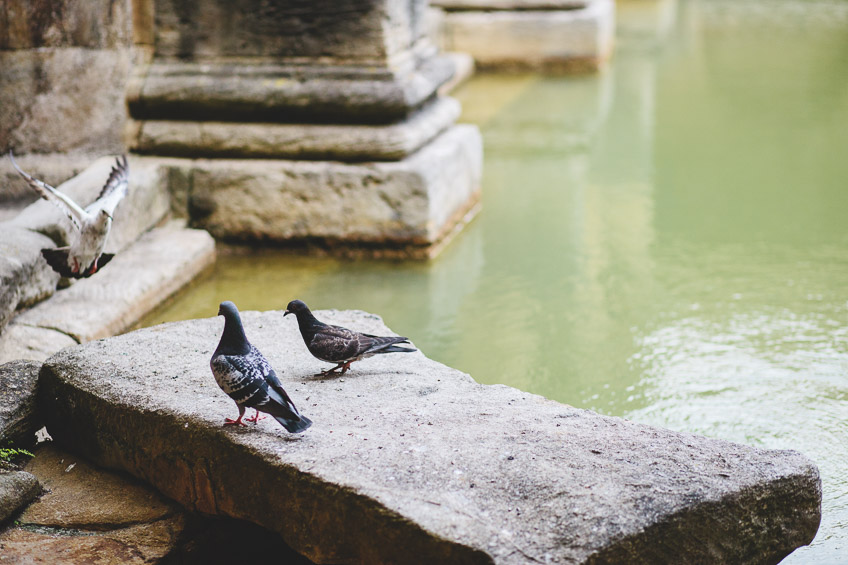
<box><xmin>143</xmin><ymin>1</ymin><xmax>848</xmax><ymax>561</ymax></box>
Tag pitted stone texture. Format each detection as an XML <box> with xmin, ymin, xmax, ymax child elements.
<box><xmin>441</xmin><ymin>0</ymin><xmax>615</xmax><ymax>72</ymax></box>
<box><xmin>130</xmin><ymin>97</ymin><xmax>461</xmax><ymax>161</ymax></box>
<box><xmin>39</xmin><ymin>310</ymin><xmax>821</xmax><ymax>564</ymax></box>
<box><xmin>0</xmin><ymin>48</ymin><xmax>133</xmax><ymax>157</ymax></box>
<box><xmin>0</xmin><ymin>226</ymin><xmax>60</xmax><ymax>332</ymax></box>
<box><xmin>11</xmin><ymin>221</ymin><xmax>215</xmax><ymax>344</ymax></box>
<box><xmin>9</xmin><ymin>155</ymin><xmax>172</xmax><ymax>253</ymax></box>
<box><xmin>0</xmin><ymin>361</ymin><xmax>42</xmax><ymax>446</ymax></box>
<box><xmin>0</xmin><ymin>471</ymin><xmax>40</xmax><ymax>523</ymax></box>
<box><xmin>187</xmin><ymin>125</ymin><xmax>482</xmax><ymax>250</ymax></box>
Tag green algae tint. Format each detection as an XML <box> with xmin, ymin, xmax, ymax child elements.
<box><xmin>143</xmin><ymin>1</ymin><xmax>848</xmax><ymax>561</ymax></box>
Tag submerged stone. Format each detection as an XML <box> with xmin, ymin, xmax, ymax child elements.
<box><xmin>38</xmin><ymin>310</ymin><xmax>821</xmax><ymax>564</ymax></box>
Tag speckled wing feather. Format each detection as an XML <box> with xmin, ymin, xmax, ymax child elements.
<box><xmin>89</xmin><ymin>155</ymin><xmax>129</xmax><ymax>217</ymax></box>
<box><xmin>213</xmin><ymin>345</ymin><xmax>303</xmax><ymax>423</ymax></box>
<box><xmin>9</xmin><ymin>151</ymin><xmax>85</xmax><ymax>231</ymax></box>
<box><xmin>309</xmin><ymin>325</ymin><xmax>369</xmax><ymax>362</ymax></box>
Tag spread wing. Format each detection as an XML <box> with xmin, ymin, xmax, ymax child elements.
<box><xmin>9</xmin><ymin>151</ymin><xmax>86</xmax><ymax>231</ymax></box>
<box><xmin>88</xmin><ymin>155</ymin><xmax>129</xmax><ymax>217</ymax></box>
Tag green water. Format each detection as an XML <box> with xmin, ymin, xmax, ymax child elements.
<box><xmin>144</xmin><ymin>1</ymin><xmax>848</xmax><ymax>561</ymax></box>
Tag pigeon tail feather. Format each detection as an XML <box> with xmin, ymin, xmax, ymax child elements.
<box><xmin>274</xmin><ymin>414</ymin><xmax>312</xmax><ymax>434</ymax></box>
<box><xmin>379</xmin><ymin>345</ymin><xmax>417</xmax><ymax>354</ymax></box>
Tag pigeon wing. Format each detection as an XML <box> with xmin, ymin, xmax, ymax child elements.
<box><xmin>310</xmin><ymin>324</ymin><xmax>369</xmax><ymax>361</ymax></box>
<box><xmin>214</xmin><ymin>354</ymin><xmax>267</xmax><ymax>405</ymax></box>
<box><xmin>88</xmin><ymin>155</ymin><xmax>129</xmax><ymax>217</ymax></box>
<box><xmin>9</xmin><ymin>151</ymin><xmax>85</xmax><ymax>231</ymax></box>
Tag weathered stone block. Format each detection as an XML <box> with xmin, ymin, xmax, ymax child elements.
<box><xmin>186</xmin><ymin>125</ymin><xmax>481</xmax><ymax>255</ymax></box>
<box><xmin>0</xmin><ymin>360</ymin><xmax>42</xmax><ymax>446</ymax></box>
<box><xmin>129</xmin><ymin>97</ymin><xmax>461</xmax><ymax>161</ymax></box>
<box><xmin>441</xmin><ymin>0</ymin><xmax>615</xmax><ymax>72</ymax></box>
<box><xmin>0</xmin><ymin>325</ymin><xmax>78</xmax><ymax>364</ymax></box>
<box><xmin>0</xmin><ymin>471</ymin><xmax>40</xmax><ymax>524</ymax></box>
<box><xmin>0</xmin><ymin>0</ymin><xmax>133</xmax><ymax>50</ymax></box>
<box><xmin>39</xmin><ymin>309</ymin><xmax>821</xmax><ymax>564</ymax></box>
<box><xmin>12</xmin><ymin>221</ymin><xmax>215</xmax><ymax>344</ymax></box>
<box><xmin>0</xmin><ymin>226</ymin><xmax>60</xmax><ymax>331</ymax></box>
<box><xmin>0</xmin><ymin>48</ymin><xmax>133</xmax><ymax>156</ymax></box>
<box><xmin>152</xmin><ymin>0</ymin><xmax>429</xmax><ymax>66</ymax></box>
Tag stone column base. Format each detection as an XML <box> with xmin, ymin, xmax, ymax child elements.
<box><xmin>165</xmin><ymin>125</ymin><xmax>482</xmax><ymax>259</ymax></box>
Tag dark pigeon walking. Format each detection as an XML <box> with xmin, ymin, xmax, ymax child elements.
<box><xmin>9</xmin><ymin>151</ymin><xmax>129</xmax><ymax>278</ymax></box>
<box><xmin>284</xmin><ymin>299</ymin><xmax>417</xmax><ymax>376</ymax></box>
<box><xmin>211</xmin><ymin>301</ymin><xmax>312</xmax><ymax>433</ymax></box>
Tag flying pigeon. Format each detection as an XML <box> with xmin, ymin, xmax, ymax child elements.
<box><xmin>284</xmin><ymin>299</ymin><xmax>417</xmax><ymax>376</ymax></box>
<box><xmin>9</xmin><ymin>151</ymin><xmax>129</xmax><ymax>278</ymax></box>
<box><xmin>211</xmin><ymin>301</ymin><xmax>312</xmax><ymax>433</ymax></box>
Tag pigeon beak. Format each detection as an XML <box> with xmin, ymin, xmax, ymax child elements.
<box><xmin>283</xmin><ymin>310</ymin><xmax>291</xmax><ymax>317</ymax></box>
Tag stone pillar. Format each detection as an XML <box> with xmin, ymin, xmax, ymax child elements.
<box><xmin>0</xmin><ymin>0</ymin><xmax>139</xmax><ymax>202</ymax></box>
<box><xmin>127</xmin><ymin>0</ymin><xmax>482</xmax><ymax>258</ymax></box>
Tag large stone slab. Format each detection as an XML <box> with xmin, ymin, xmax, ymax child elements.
<box><xmin>0</xmin><ymin>471</ymin><xmax>40</xmax><ymax>523</ymax></box>
<box><xmin>129</xmin><ymin>97</ymin><xmax>461</xmax><ymax>161</ymax></box>
<box><xmin>0</xmin><ymin>226</ymin><xmax>60</xmax><ymax>332</ymax></box>
<box><xmin>10</xmin><ymin>221</ymin><xmax>215</xmax><ymax>345</ymax></box>
<box><xmin>186</xmin><ymin>124</ymin><xmax>482</xmax><ymax>256</ymax></box>
<box><xmin>0</xmin><ymin>444</ymin><xmax>185</xmax><ymax>564</ymax></box>
<box><xmin>0</xmin><ymin>325</ymin><xmax>78</xmax><ymax>364</ymax></box>
<box><xmin>440</xmin><ymin>0</ymin><xmax>615</xmax><ymax>72</ymax></box>
<box><xmin>38</xmin><ymin>309</ymin><xmax>821</xmax><ymax>564</ymax></box>
<box><xmin>0</xmin><ymin>360</ymin><xmax>42</xmax><ymax>446</ymax></box>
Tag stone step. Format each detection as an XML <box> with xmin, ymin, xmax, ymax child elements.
<box><xmin>39</xmin><ymin>309</ymin><xmax>820</xmax><ymax>564</ymax></box>
<box><xmin>0</xmin><ymin>221</ymin><xmax>215</xmax><ymax>363</ymax></box>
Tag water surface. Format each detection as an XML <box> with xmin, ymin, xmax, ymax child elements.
<box><xmin>144</xmin><ymin>1</ymin><xmax>848</xmax><ymax>561</ymax></box>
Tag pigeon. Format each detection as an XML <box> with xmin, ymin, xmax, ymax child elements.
<box><xmin>210</xmin><ymin>301</ymin><xmax>312</xmax><ymax>433</ymax></box>
<box><xmin>284</xmin><ymin>299</ymin><xmax>417</xmax><ymax>376</ymax></box>
<box><xmin>9</xmin><ymin>151</ymin><xmax>129</xmax><ymax>278</ymax></box>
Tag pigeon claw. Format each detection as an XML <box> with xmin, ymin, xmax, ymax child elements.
<box><xmin>223</xmin><ymin>416</ymin><xmax>248</xmax><ymax>427</ymax></box>
<box><xmin>245</xmin><ymin>410</ymin><xmax>266</xmax><ymax>423</ymax></box>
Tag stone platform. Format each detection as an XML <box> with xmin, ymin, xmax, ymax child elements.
<box><xmin>38</xmin><ymin>309</ymin><xmax>821</xmax><ymax>564</ymax></box>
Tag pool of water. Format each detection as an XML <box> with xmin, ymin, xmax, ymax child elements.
<box><xmin>143</xmin><ymin>1</ymin><xmax>848</xmax><ymax>561</ymax></box>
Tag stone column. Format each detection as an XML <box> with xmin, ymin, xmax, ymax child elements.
<box><xmin>127</xmin><ymin>0</ymin><xmax>482</xmax><ymax>258</ymax></box>
<box><xmin>0</xmin><ymin>0</ymin><xmax>139</xmax><ymax>203</ymax></box>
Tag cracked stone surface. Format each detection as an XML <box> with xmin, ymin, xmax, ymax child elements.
<box><xmin>37</xmin><ymin>309</ymin><xmax>821</xmax><ymax>564</ymax></box>
<box><xmin>0</xmin><ymin>361</ymin><xmax>42</xmax><ymax>446</ymax></box>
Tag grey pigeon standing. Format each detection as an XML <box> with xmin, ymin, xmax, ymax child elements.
<box><xmin>9</xmin><ymin>151</ymin><xmax>129</xmax><ymax>278</ymax></box>
<box><xmin>211</xmin><ymin>301</ymin><xmax>312</xmax><ymax>433</ymax></box>
<box><xmin>284</xmin><ymin>299</ymin><xmax>417</xmax><ymax>376</ymax></box>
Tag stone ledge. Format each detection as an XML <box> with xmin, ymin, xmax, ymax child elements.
<box><xmin>10</xmin><ymin>221</ymin><xmax>215</xmax><ymax>346</ymax></box>
<box><xmin>128</xmin><ymin>55</ymin><xmax>458</xmax><ymax>124</ymax></box>
<box><xmin>39</xmin><ymin>309</ymin><xmax>821</xmax><ymax>564</ymax></box>
<box><xmin>129</xmin><ymin>97</ymin><xmax>461</xmax><ymax>161</ymax></box>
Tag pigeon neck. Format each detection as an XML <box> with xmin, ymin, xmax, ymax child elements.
<box><xmin>216</xmin><ymin>314</ymin><xmax>250</xmax><ymax>355</ymax></box>
<box><xmin>296</xmin><ymin>309</ymin><xmax>323</xmax><ymax>337</ymax></box>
